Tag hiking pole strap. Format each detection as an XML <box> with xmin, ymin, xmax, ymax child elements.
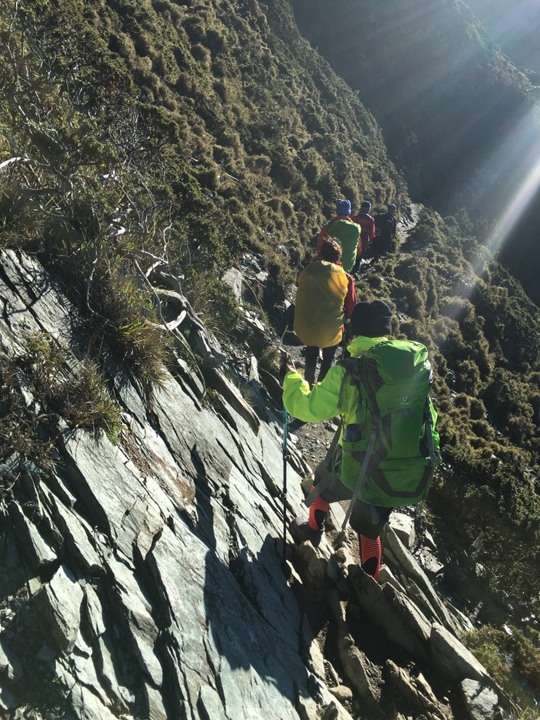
<box><xmin>341</xmin><ymin>424</ymin><xmax>377</xmax><ymax>531</ymax></box>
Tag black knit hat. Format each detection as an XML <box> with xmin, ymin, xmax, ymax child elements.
<box><xmin>350</xmin><ymin>300</ymin><xmax>393</xmax><ymax>337</ymax></box>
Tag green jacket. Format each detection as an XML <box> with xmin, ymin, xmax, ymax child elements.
<box><xmin>282</xmin><ymin>335</ymin><xmax>439</xmax><ymax>502</ymax></box>
<box><xmin>327</xmin><ymin>219</ymin><xmax>361</xmax><ymax>272</ymax></box>
<box><xmin>283</xmin><ymin>335</ymin><xmax>383</xmax><ymax>426</ymax></box>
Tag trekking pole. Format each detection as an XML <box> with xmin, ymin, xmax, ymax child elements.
<box><xmin>278</xmin><ymin>345</ymin><xmax>293</xmax><ymax>575</ymax></box>
<box><xmin>278</xmin><ymin>320</ymin><xmax>289</xmax><ymax>349</ymax></box>
<box><xmin>281</xmin><ymin>402</ymin><xmax>289</xmax><ymax>571</ymax></box>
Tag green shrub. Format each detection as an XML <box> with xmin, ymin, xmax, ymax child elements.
<box><xmin>464</xmin><ymin>625</ymin><xmax>540</xmax><ymax>715</ymax></box>
<box><xmin>24</xmin><ymin>334</ymin><xmax>124</xmax><ymax>440</ymax></box>
<box><xmin>89</xmin><ymin>271</ymin><xmax>172</xmax><ymax>386</ymax></box>
<box><xmin>183</xmin><ymin>273</ymin><xmax>242</xmax><ymax>337</ymax></box>
<box><xmin>191</xmin><ymin>43</ymin><xmax>211</xmax><ymax>67</ymax></box>
<box><xmin>483</xmin><ymin>368</ymin><xmax>536</xmax><ymax>448</ymax></box>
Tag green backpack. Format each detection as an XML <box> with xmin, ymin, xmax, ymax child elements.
<box><xmin>326</xmin><ymin>339</ymin><xmax>440</xmax><ymax>526</ymax></box>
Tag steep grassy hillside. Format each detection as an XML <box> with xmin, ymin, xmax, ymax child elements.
<box><xmin>0</xmin><ymin>0</ymin><xmax>539</xmax><ymax>710</ymax></box>
<box><xmin>292</xmin><ymin>0</ymin><xmax>540</xmax><ymax>304</ymax></box>
<box><xmin>0</xmin><ymin>0</ymin><xmax>404</xmax><ymax>373</ymax></box>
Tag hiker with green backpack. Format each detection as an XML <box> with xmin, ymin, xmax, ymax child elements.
<box><xmin>281</xmin><ymin>300</ymin><xmax>440</xmax><ymax>582</ymax></box>
<box><xmin>314</xmin><ymin>199</ymin><xmax>362</xmax><ymax>273</ymax></box>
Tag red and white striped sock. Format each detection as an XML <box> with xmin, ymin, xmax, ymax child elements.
<box><xmin>308</xmin><ymin>492</ymin><xmax>330</xmax><ymax>531</ymax></box>
<box><xmin>359</xmin><ymin>534</ymin><xmax>382</xmax><ymax>581</ymax></box>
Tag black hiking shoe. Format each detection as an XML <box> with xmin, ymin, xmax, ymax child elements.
<box><xmin>289</xmin><ymin>517</ymin><xmax>323</xmax><ymax>547</ymax></box>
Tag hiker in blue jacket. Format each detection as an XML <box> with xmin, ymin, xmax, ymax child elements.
<box><xmin>282</xmin><ymin>300</ymin><xmax>439</xmax><ymax>582</ymax></box>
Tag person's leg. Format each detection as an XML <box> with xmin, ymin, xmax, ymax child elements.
<box><xmin>370</xmin><ymin>236</ymin><xmax>381</xmax><ymax>261</ymax></box>
<box><xmin>304</xmin><ymin>346</ymin><xmax>319</xmax><ymax>386</ymax></box>
<box><xmin>358</xmin><ymin>535</ymin><xmax>382</xmax><ymax>581</ymax></box>
<box><xmin>379</xmin><ymin>235</ymin><xmax>392</xmax><ymax>256</ymax></box>
<box><xmin>351</xmin><ymin>248</ymin><xmax>361</xmax><ymax>275</ymax></box>
<box><xmin>350</xmin><ymin>503</ymin><xmax>392</xmax><ymax>581</ymax></box>
<box><xmin>290</xmin><ymin>455</ymin><xmax>346</xmax><ymax>545</ymax></box>
<box><xmin>308</xmin><ymin>495</ymin><xmax>330</xmax><ymax>531</ymax></box>
<box><xmin>318</xmin><ymin>344</ymin><xmax>339</xmax><ymax>382</ymax></box>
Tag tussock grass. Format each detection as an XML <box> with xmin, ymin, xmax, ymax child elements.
<box><xmin>464</xmin><ymin>625</ymin><xmax>540</xmax><ymax>716</ymax></box>
<box><xmin>0</xmin><ymin>334</ymin><xmax>124</xmax><ymax>472</ymax></box>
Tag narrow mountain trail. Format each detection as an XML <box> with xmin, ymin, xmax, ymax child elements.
<box><xmin>278</xmin><ymin>203</ymin><xmax>425</xmax><ymax>594</ymax></box>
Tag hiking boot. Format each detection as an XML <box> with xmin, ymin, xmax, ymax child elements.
<box><xmin>289</xmin><ymin>517</ymin><xmax>323</xmax><ymax>547</ymax></box>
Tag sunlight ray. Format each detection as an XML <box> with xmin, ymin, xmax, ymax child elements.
<box><xmin>483</xmin><ymin>106</ymin><xmax>540</xmax><ymax>256</ymax></box>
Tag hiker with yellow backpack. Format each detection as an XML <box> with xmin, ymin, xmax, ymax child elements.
<box><xmin>282</xmin><ymin>300</ymin><xmax>440</xmax><ymax>581</ymax></box>
<box><xmin>294</xmin><ymin>238</ymin><xmax>356</xmax><ymax>386</ymax></box>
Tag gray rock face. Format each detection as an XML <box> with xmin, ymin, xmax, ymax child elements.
<box><xmin>0</xmin><ymin>249</ymin><xmax>311</xmax><ymax>718</ymax></box>
<box><xmin>384</xmin><ymin>527</ymin><xmax>473</xmax><ymax>635</ymax></box>
<box><xmin>0</xmin><ymin>250</ymin><xmax>515</xmax><ymax>719</ymax></box>
<box><xmin>430</xmin><ymin>624</ymin><xmax>490</xmax><ymax>682</ymax></box>
<box><xmin>33</xmin><ymin>564</ymin><xmax>84</xmax><ymax>653</ymax></box>
<box><xmin>461</xmin><ymin>678</ymin><xmax>503</xmax><ymax>720</ymax></box>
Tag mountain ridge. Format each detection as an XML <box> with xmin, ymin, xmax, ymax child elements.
<box><xmin>0</xmin><ymin>0</ymin><xmax>539</xmax><ymax>716</ymax></box>
<box><xmin>0</xmin><ymin>244</ymin><xmax>522</xmax><ymax>719</ymax></box>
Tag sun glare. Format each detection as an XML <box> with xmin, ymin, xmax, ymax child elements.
<box><xmin>483</xmin><ymin>104</ymin><xmax>540</xmax><ymax>257</ymax></box>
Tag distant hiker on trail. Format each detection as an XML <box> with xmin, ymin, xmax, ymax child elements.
<box><xmin>351</xmin><ymin>200</ymin><xmax>376</xmax><ymax>274</ymax></box>
<box><xmin>314</xmin><ymin>199</ymin><xmax>362</xmax><ymax>273</ymax></box>
<box><xmin>293</xmin><ymin>239</ymin><xmax>356</xmax><ymax>386</ymax></box>
<box><xmin>282</xmin><ymin>300</ymin><xmax>440</xmax><ymax>582</ymax></box>
<box><xmin>373</xmin><ymin>203</ymin><xmax>398</xmax><ymax>259</ymax></box>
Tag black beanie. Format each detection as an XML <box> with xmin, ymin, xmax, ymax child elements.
<box><xmin>350</xmin><ymin>300</ymin><xmax>393</xmax><ymax>337</ymax></box>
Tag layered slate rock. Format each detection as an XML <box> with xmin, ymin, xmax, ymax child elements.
<box><xmin>0</xmin><ymin>250</ymin><xmax>318</xmax><ymax>719</ymax></box>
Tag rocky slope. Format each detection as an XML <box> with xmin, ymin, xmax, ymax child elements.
<box><xmin>0</xmin><ymin>249</ymin><xmax>517</xmax><ymax>719</ymax></box>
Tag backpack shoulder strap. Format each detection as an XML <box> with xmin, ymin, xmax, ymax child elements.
<box><xmin>336</xmin><ymin>356</ymin><xmax>358</xmax><ymax>409</ymax></box>
<box><xmin>423</xmin><ymin>397</ymin><xmax>440</xmax><ymax>468</ymax></box>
